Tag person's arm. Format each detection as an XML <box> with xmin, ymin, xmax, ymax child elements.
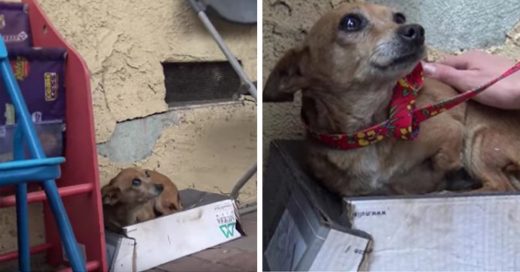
<box><xmin>423</xmin><ymin>50</ymin><xmax>520</xmax><ymax>110</ymax></box>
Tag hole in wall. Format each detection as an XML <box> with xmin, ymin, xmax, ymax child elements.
<box><xmin>162</xmin><ymin>61</ymin><xmax>246</xmax><ymax>107</ymax></box>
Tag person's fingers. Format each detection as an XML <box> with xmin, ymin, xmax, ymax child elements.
<box><xmin>423</xmin><ymin>62</ymin><xmax>474</xmax><ymax>90</ymax></box>
<box><xmin>438</xmin><ymin>54</ymin><xmax>471</xmax><ymax>70</ymax></box>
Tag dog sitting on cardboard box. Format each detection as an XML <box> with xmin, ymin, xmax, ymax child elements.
<box><xmin>264</xmin><ymin>3</ymin><xmax>520</xmax><ymax>196</ymax></box>
<box><xmin>101</xmin><ymin>168</ymin><xmax>183</xmax><ymax>232</ymax></box>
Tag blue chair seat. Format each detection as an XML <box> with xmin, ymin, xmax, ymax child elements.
<box><xmin>0</xmin><ymin>157</ymin><xmax>64</xmax><ymax>185</ymax></box>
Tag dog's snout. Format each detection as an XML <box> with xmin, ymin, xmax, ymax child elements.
<box><xmin>154</xmin><ymin>184</ymin><xmax>164</xmax><ymax>193</ymax></box>
<box><xmin>398</xmin><ymin>24</ymin><xmax>425</xmax><ymax>44</ymax></box>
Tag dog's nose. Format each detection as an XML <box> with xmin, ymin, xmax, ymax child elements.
<box><xmin>154</xmin><ymin>184</ymin><xmax>164</xmax><ymax>193</ymax></box>
<box><xmin>398</xmin><ymin>24</ymin><xmax>425</xmax><ymax>44</ymax></box>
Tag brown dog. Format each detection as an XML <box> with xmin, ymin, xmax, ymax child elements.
<box><xmin>464</xmin><ymin>103</ymin><xmax>520</xmax><ymax>191</ymax></box>
<box><xmin>101</xmin><ymin>168</ymin><xmax>182</xmax><ymax>231</ymax></box>
<box><xmin>265</xmin><ymin>3</ymin><xmax>520</xmax><ymax>196</ymax></box>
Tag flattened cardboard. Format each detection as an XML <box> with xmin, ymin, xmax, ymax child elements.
<box><xmin>309</xmin><ymin>229</ymin><xmax>370</xmax><ymax>271</ymax></box>
<box><xmin>264</xmin><ymin>140</ymin><xmax>520</xmax><ymax>271</ymax></box>
<box><xmin>347</xmin><ymin>194</ymin><xmax>520</xmax><ymax>271</ymax></box>
<box><xmin>106</xmin><ymin>189</ymin><xmax>243</xmax><ymax>272</ymax></box>
<box><xmin>264</xmin><ymin>140</ymin><xmax>370</xmax><ymax>271</ymax></box>
<box><xmin>264</xmin><ymin>210</ymin><xmax>308</xmax><ymax>271</ymax></box>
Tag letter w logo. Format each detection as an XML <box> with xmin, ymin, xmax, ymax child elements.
<box><xmin>219</xmin><ymin>223</ymin><xmax>236</xmax><ymax>238</ymax></box>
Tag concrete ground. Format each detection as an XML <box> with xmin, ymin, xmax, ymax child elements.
<box><xmin>148</xmin><ymin>211</ymin><xmax>257</xmax><ymax>272</ymax></box>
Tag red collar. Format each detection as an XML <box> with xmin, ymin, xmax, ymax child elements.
<box><xmin>307</xmin><ymin>62</ymin><xmax>520</xmax><ymax>150</ymax></box>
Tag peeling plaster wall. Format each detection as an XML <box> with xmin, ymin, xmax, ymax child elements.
<box><xmin>97</xmin><ymin>102</ymin><xmax>257</xmax><ymax>200</ymax></box>
<box><xmin>0</xmin><ymin>0</ymin><xmax>256</xmax><ymax>256</ymax></box>
<box><xmin>35</xmin><ymin>0</ymin><xmax>257</xmax><ymax>198</ymax></box>
<box><xmin>263</xmin><ymin>0</ymin><xmax>520</xmax><ymax>158</ymax></box>
<box><xmin>38</xmin><ymin>0</ymin><xmax>257</xmax><ymax>143</ymax></box>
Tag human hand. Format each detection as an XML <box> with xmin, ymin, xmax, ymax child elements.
<box><xmin>423</xmin><ymin>50</ymin><xmax>520</xmax><ymax>109</ymax></box>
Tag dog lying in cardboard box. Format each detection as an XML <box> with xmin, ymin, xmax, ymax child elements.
<box><xmin>264</xmin><ymin>3</ymin><xmax>520</xmax><ymax>196</ymax></box>
<box><xmin>101</xmin><ymin>168</ymin><xmax>183</xmax><ymax>232</ymax></box>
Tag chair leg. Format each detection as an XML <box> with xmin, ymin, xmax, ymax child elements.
<box><xmin>13</xmin><ymin>125</ymin><xmax>31</xmax><ymax>271</ymax></box>
<box><xmin>42</xmin><ymin>179</ymin><xmax>85</xmax><ymax>271</ymax></box>
<box><xmin>15</xmin><ymin>183</ymin><xmax>30</xmax><ymax>272</ymax></box>
<box><xmin>230</xmin><ymin>163</ymin><xmax>257</xmax><ymax>200</ymax></box>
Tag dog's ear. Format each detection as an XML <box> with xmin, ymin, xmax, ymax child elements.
<box><xmin>166</xmin><ymin>193</ymin><xmax>183</xmax><ymax>212</ymax></box>
<box><xmin>264</xmin><ymin>47</ymin><xmax>310</xmax><ymax>102</ymax></box>
<box><xmin>101</xmin><ymin>185</ymin><xmax>121</xmax><ymax>206</ymax></box>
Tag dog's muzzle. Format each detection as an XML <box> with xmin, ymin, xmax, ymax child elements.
<box><xmin>397</xmin><ymin>24</ymin><xmax>425</xmax><ymax>46</ymax></box>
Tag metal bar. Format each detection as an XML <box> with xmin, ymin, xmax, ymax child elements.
<box><xmin>0</xmin><ymin>165</ymin><xmax>61</xmax><ymax>186</ymax></box>
<box><xmin>13</xmin><ymin>123</ymin><xmax>30</xmax><ymax>271</ymax></box>
<box><xmin>0</xmin><ymin>157</ymin><xmax>65</xmax><ymax>171</ymax></box>
<box><xmin>238</xmin><ymin>202</ymin><xmax>257</xmax><ymax>215</ymax></box>
<box><xmin>196</xmin><ymin>10</ymin><xmax>257</xmax><ymax>99</ymax></box>
<box><xmin>0</xmin><ymin>183</ymin><xmax>94</xmax><ymax>207</ymax></box>
<box><xmin>188</xmin><ymin>3</ymin><xmax>258</xmax><ymax>199</ymax></box>
<box><xmin>230</xmin><ymin>163</ymin><xmax>257</xmax><ymax>200</ymax></box>
<box><xmin>187</xmin><ymin>0</ymin><xmax>205</xmax><ymax>12</ymax></box>
<box><xmin>16</xmin><ymin>184</ymin><xmax>30</xmax><ymax>272</ymax></box>
<box><xmin>0</xmin><ymin>243</ymin><xmax>52</xmax><ymax>262</ymax></box>
<box><xmin>42</xmin><ymin>179</ymin><xmax>85</xmax><ymax>271</ymax></box>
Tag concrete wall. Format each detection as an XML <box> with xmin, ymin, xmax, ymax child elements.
<box><xmin>1</xmin><ymin>0</ymin><xmax>256</xmax><ymax>255</ymax></box>
<box><xmin>263</xmin><ymin>0</ymin><xmax>520</xmax><ymax>157</ymax></box>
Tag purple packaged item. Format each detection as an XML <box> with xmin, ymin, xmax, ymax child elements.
<box><xmin>0</xmin><ymin>3</ymin><xmax>32</xmax><ymax>48</ymax></box>
<box><xmin>0</xmin><ymin>47</ymin><xmax>67</xmax><ymax>126</ymax></box>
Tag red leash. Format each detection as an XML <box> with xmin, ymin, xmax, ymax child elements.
<box><xmin>308</xmin><ymin>62</ymin><xmax>520</xmax><ymax>150</ymax></box>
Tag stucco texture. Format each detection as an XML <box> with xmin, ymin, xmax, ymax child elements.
<box><xmin>263</xmin><ymin>0</ymin><xmax>520</xmax><ymax>157</ymax></box>
<box><xmin>36</xmin><ymin>0</ymin><xmax>257</xmax><ymax>199</ymax></box>
<box><xmin>0</xmin><ymin>0</ymin><xmax>256</xmax><ymax>256</ymax></box>
<box><xmin>39</xmin><ymin>0</ymin><xmax>257</xmax><ymax>142</ymax></box>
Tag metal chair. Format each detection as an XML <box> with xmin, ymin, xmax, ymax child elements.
<box><xmin>187</xmin><ymin>0</ymin><xmax>257</xmax><ymax>201</ymax></box>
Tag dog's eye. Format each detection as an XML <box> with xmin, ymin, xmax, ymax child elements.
<box><xmin>394</xmin><ymin>12</ymin><xmax>406</xmax><ymax>24</ymax></box>
<box><xmin>339</xmin><ymin>14</ymin><xmax>364</xmax><ymax>32</ymax></box>
<box><xmin>132</xmin><ymin>179</ymin><xmax>142</xmax><ymax>186</ymax></box>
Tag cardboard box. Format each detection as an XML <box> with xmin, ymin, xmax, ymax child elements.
<box><xmin>264</xmin><ymin>140</ymin><xmax>520</xmax><ymax>271</ymax></box>
<box><xmin>106</xmin><ymin>189</ymin><xmax>244</xmax><ymax>272</ymax></box>
<box><xmin>263</xmin><ymin>140</ymin><xmax>371</xmax><ymax>271</ymax></box>
<box><xmin>347</xmin><ymin>194</ymin><xmax>520</xmax><ymax>271</ymax></box>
